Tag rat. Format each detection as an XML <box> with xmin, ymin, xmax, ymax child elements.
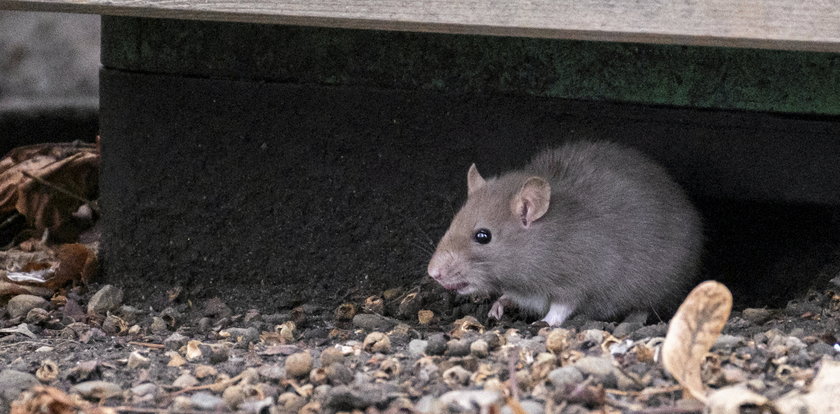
<box><xmin>427</xmin><ymin>141</ymin><xmax>702</xmax><ymax>326</ymax></box>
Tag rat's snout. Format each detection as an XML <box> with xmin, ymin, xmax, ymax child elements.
<box><xmin>427</xmin><ymin>251</ymin><xmax>470</xmax><ymax>292</ymax></box>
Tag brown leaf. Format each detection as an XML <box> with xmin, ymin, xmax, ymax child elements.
<box><xmin>662</xmin><ymin>281</ymin><xmax>733</xmax><ymax>403</ymax></box>
<box><xmin>44</xmin><ymin>244</ymin><xmax>97</xmax><ymax>289</ymax></box>
<box><xmin>0</xmin><ymin>142</ymin><xmax>98</xmax><ymax>237</ymax></box>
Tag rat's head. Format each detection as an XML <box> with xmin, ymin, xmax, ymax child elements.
<box><xmin>427</xmin><ymin>163</ymin><xmax>551</xmax><ymax>295</ymax></box>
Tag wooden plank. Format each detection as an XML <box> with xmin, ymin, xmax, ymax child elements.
<box><xmin>1</xmin><ymin>0</ymin><xmax>840</xmax><ymax>53</ymax></box>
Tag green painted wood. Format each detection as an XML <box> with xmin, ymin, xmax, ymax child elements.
<box><xmin>103</xmin><ymin>17</ymin><xmax>840</xmax><ymax>115</ymax></box>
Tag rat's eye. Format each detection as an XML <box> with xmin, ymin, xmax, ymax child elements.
<box><xmin>473</xmin><ymin>228</ymin><xmax>492</xmax><ymax>244</ymax></box>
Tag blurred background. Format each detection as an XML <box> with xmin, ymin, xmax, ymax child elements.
<box><xmin>0</xmin><ymin>11</ymin><xmax>99</xmax><ymax>154</ymax></box>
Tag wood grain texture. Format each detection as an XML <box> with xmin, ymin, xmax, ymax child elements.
<box><xmin>2</xmin><ymin>0</ymin><xmax>840</xmax><ymax>52</ymax></box>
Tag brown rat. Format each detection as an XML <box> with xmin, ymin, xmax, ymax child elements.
<box><xmin>427</xmin><ymin>141</ymin><xmax>702</xmax><ymax>326</ymax></box>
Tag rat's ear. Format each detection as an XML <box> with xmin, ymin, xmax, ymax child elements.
<box><xmin>467</xmin><ymin>163</ymin><xmax>486</xmax><ymax>195</ymax></box>
<box><xmin>511</xmin><ymin>177</ymin><xmax>551</xmax><ymax>227</ymax></box>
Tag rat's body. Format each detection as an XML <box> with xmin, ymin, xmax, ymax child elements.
<box><xmin>427</xmin><ymin>141</ymin><xmax>702</xmax><ymax>325</ymax></box>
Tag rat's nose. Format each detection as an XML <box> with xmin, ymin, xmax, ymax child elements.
<box><xmin>427</xmin><ymin>255</ymin><xmax>445</xmax><ymax>280</ymax></box>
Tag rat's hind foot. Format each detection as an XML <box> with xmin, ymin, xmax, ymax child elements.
<box><xmin>541</xmin><ymin>303</ymin><xmax>574</xmax><ymax>326</ymax></box>
<box><xmin>488</xmin><ymin>295</ymin><xmax>513</xmax><ymax>320</ymax></box>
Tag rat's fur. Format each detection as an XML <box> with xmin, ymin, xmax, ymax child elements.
<box><xmin>427</xmin><ymin>141</ymin><xmax>702</xmax><ymax>325</ymax></box>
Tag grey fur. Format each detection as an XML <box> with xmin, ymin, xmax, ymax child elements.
<box><xmin>427</xmin><ymin>141</ymin><xmax>703</xmax><ymax>322</ymax></box>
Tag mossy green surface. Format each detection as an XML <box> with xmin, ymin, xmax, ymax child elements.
<box><xmin>103</xmin><ymin>17</ymin><xmax>840</xmax><ymax>115</ymax></box>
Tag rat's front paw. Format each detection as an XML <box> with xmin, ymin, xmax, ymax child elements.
<box><xmin>488</xmin><ymin>295</ymin><xmax>512</xmax><ymax>320</ymax></box>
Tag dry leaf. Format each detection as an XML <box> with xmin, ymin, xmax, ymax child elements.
<box><xmin>661</xmin><ymin>281</ymin><xmax>733</xmax><ymax>403</ymax></box>
<box><xmin>706</xmin><ymin>385</ymin><xmax>770</xmax><ymax>414</ymax></box>
<box><xmin>450</xmin><ymin>315</ymin><xmax>485</xmax><ymax>339</ymax></box>
<box><xmin>9</xmin><ymin>386</ymin><xmax>115</xmax><ymax>414</ymax></box>
<box><xmin>0</xmin><ymin>142</ymin><xmax>98</xmax><ymax>240</ymax></box>
<box><xmin>774</xmin><ymin>358</ymin><xmax>840</xmax><ymax>413</ymax></box>
<box><xmin>186</xmin><ymin>340</ymin><xmax>203</xmax><ymax>361</ymax></box>
<box><xmin>166</xmin><ymin>351</ymin><xmax>187</xmax><ymax>367</ymax></box>
<box><xmin>45</xmin><ymin>244</ymin><xmax>97</xmax><ymax>289</ymax></box>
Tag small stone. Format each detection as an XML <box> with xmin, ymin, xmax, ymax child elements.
<box><xmin>285</xmin><ymin>352</ymin><xmax>313</xmax><ymax>378</ymax></box>
<box><xmin>172</xmin><ymin>373</ymin><xmax>199</xmax><ymax>388</ymax></box>
<box><xmin>613</xmin><ymin>322</ymin><xmax>643</xmax><ymax>338</ymax></box>
<box><xmin>631</xmin><ymin>323</ymin><xmax>668</xmax><ymax>340</ymax></box>
<box><xmin>352</xmin><ymin>313</ymin><xmax>398</xmax><ymax>331</ymax></box>
<box><xmin>470</xmin><ymin>339</ymin><xmax>489</xmax><ymax>358</ymax></box>
<box><xmin>382</xmin><ymin>288</ymin><xmax>402</xmax><ymax>301</ymax></box>
<box><xmin>574</xmin><ymin>356</ymin><xmax>617</xmax><ymax>387</ymax></box>
<box><xmin>130</xmin><ymin>383</ymin><xmax>157</xmax><ymax>397</ymax></box>
<box><xmin>194</xmin><ymin>364</ymin><xmax>218</xmax><ymax>379</ymax></box>
<box><xmin>446</xmin><ymin>339</ymin><xmax>470</xmax><ymax>357</ymax></box>
<box><xmin>442</xmin><ymin>365</ymin><xmax>471</xmax><ymax>386</ymax></box>
<box><xmin>398</xmin><ymin>293</ymin><xmax>423</xmax><ymax>318</ymax></box>
<box><xmin>325</xmin><ymin>384</ymin><xmax>393</xmax><ymax>410</ymax></box>
<box><xmin>503</xmin><ymin>399</ymin><xmax>544</xmax><ymax>414</ymax></box>
<box><xmin>222</xmin><ymin>385</ymin><xmax>248</xmax><ymax>409</ymax></box>
<box><xmin>128</xmin><ymin>325</ymin><xmax>141</xmax><ymax>335</ymax></box>
<box><xmin>362</xmin><ymin>296</ymin><xmax>384</xmax><ymax>314</ymax></box>
<box><xmin>320</xmin><ymin>347</ymin><xmax>344</xmax><ymax>366</ymax></box>
<box><xmin>172</xmin><ymin>396</ymin><xmax>192</xmax><ymax>411</ymax></box>
<box><xmin>35</xmin><ymin>359</ymin><xmax>59</xmax><ymax>382</ymax></box>
<box><xmin>35</xmin><ymin>346</ymin><xmax>54</xmax><ymax>353</ymax></box>
<box><xmin>71</xmin><ymin>380</ymin><xmax>122</xmax><ymax>399</ymax></box>
<box><xmin>25</xmin><ymin>307</ymin><xmax>50</xmax><ymax>325</ymax></box>
<box><xmin>325</xmin><ymin>362</ymin><xmax>353</xmax><ymax>385</ymax></box>
<box><xmin>426</xmin><ymin>334</ymin><xmax>447</xmax><ymax>355</ymax></box>
<box><xmin>258</xmin><ymin>364</ymin><xmax>284</xmax><ymax>381</ymax></box>
<box><xmin>0</xmin><ymin>369</ymin><xmax>39</xmax><ymax>401</ymax></box>
<box><xmin>191</xmin><ymin>391</ymin><xmax>224</xmax><ymax>410</ymax></box>
<box><xmin>713</xmin><ymin>335</ymin><xmax>745</xmax><ymax>350</ymax></box>
<box><xmin>7</xmin><ymin>294</ymin><xmax>49</xmax><ymax>319</ymax></box>
<box><xmin>741</xmin><ymin>308</ymin><xmax>773</xmax><ymax>324</ymax></box>
<box><xmin>149</xmin><ymin>317</ymin><xmax>168</xmax><ymax>334</ymax></box>
<box><xmin>278</xmin><ymin>392</ymin><xmax>306</xmax><ymax>412</ymax></box>
<box><xmin>363</xmin><ymin>332</ymin><xmax>392</xmax><ymax>353</ymax></box>
<box><xmin>808</xmin><ymin>342</ymin><xmax>836</xmax><ymax>356</ymax></box>
<box><xmin>166</xmin><ymin>351</ymin><xmax>187</xmax><ymax>367</ymax></box>
<box><xmin>335</xmin><ymin>303</ymin><xmax>357</xmax><ymax>321</ymax></box>
<box><xmin>203</xmin><ymin>297</ymin><xmax>233</xmax><ymax>318</ymax></box>
<box><xmin>417</xmin><ymin>309</ymin><xmax>435</xmax><ymax>325</ymax></box>
<box><xmin>127</xmin><ymin>351</ymin><xmax>150</xmax><ymax>369</ymax></box>
<box><xmin>220</xmin><ymin>327</ymin><xmax>259</xmax><ymax>346</ymax></box>
<box><xmin>408</xmin><ymin>339</ymin><xmax>429</xmax><ymax>357</ymax></box>
<box><xmin>208</xmin><ymin>346</ymin><xmax>229</xmax><ymax>364</ymax></box>
<box><xmin>164</xmin><ymin>332</ymin><xmax>189</xmax><ymax>350</ymax></box>
<box><xmin>482</xmin><ymin>332</ymin><xmax>503</xmax><ymax>350</ymax></box>
<box><xmin>548</xmin><ymin>366</ymin><xmax>584</xmax><ymax>388</ymax></box>
<box><xmin>86</xmin><ymin>285</ymin><xmax>123</xmax><ymax>315</ymax></box>
<box><xmin>438</xmin><ymin>389</ymin><xmax>503</xmax><ymax>410</ymax></box>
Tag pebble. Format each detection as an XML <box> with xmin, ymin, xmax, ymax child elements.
<box><xmin>445</xmin><ymin>339</ymin><xmax>471</xmax><ymax>357</ymax></box>
<box><xmin>0</xmin><ymin>370</ymin><xmax>39</xmax><ymax>402</ymax></box>
<box><xmin>503</xmin><ymin>399</ymin><xmax>545</xmax><ymax>414</ymax></box>
<box><xmin>613</xmin><ymin>322</ymin><xmax>643</xmax><ymax>338</ymax></box>
<box><xmin>363</xmin><ymin>332</ymin><xmax>392</xmax><ymax>353</ymax></box>
<box><xmin>574</xmin><ymin>356</ymin><xmax>618</xmax><ymax>387</ymax></box>
<box><xmin>398</xmin><ymin>293</ymin><xmax>423</xmax><ymax>318</ymax></box>
<box><xmin>222</xmin><ymin>384</ymin><xmax>249</xmax><ymax>409</ymax></box>
<box><xmin>807</xmin><ymin>342</ymin><xmax>836</xmax><ymax>356</ymax></box>
<box><xmin>325</xmin><ymin>362</ymin><xmax>354</xmax><ymax>385</ymax></box>
<box><xmin>258</xmin><ymin>364</ymin><xmax>284</xmax><ymax>381</ymax></box>
<box><xmin>149</xmin><ymin>317</ymin><xmax>168</xmax><ymax>334</ymax></box>
<box><xmin>426</xmin><ymin>334</ymin><xmax>447</xmax><ymax>355</ymax></box>
<box><xmin>172</xmin><ymin>373</ymin><xmax>199</xmax><ymax>388</ymax></box>
<box><xmin>191</xmin><ymin>391</ymin><xmax>224</xmax><ymax>410</ymax></box>
<box><xmin>408</xmin><ymin>339</ymin><xmax>429</xmax><ymax>357</ymax></box>
<box><xmin>713</xmin><ymin>334</ymin><xmax>745</xmax><ymax>350</ymax></box>
<box><xmin>7</xmin><ymin>294</ymin><xmax>49</xmax><ymax>319</ymax></box>
<box><xmin>442</xmin><ymin>365</ymin><xmax>471</xmax><ymax>386</ymax></box>
<box><xmin>741</xmin><ymin>308</ymin><xmax>773</xmax><ymax>324</ymax></box>
<box><xmin>548</xmin><ymin>366</ymin><xmax>584</xmax><ymax>388</ymax></box>
<box><xmin>86</xmin><ymin>285</ymin><xmax>124</xmax><ymax>315</ymax></box>
<box><xmin>127</xmin><ymin>351</ymin><xmax>150</xmax><ymax>369</ymax></box>
<box><xmin>320</xmin><ymin>347</ymin><xmax>344</xmax><ymax>366</ymax></box>
<box><xmin>437</xmin><ymin>389</ymin><xmax>503</xmax><ymax>410</ymax></box>
<box><xmin>194</xmin><ymin>364</ymin><xmax>218</xmax><ymax>379</ymax></box>
<box><xmin>285</xmin><ymin>351</ymin><xmax>314</xmax><ymax>378</ymax></box>
<box><xmin>278</xmin><ymin>392</ymin><xmax>306</xmax><ymax>412</ymax></box>
<box><xmin>202</xmin><ymin>297</ymin><xmax>233</xmax><ymax>318</ymax></box>
<box><xmin>325</xmin><ymin>384</ymin><xmax>393</xmax><ymax>410</ymax></box>
<box><xmin>221</xmin><ymin>327</ymin><xmax>259</xmax><ymax>346</ymax></box>
<box><xmin>71</xmin><ymin>380</ymin><xmax>123</xmax><ymax>399</ymax></box>
<box><xmin>130</xmin><ymin>383</ymin><xmax>157</xmax><ymax>397</ymax></box>
<box><xmin>470</xmin><ymin>339</ymin><xmax>489</xmax><ymax>357</ymax></box>
<box><xmin>631</xmin><ymin>323</ymin><xmax>668</xmax><ymax>340</ymax></box>
<box><xmin>25</xmin><ymin>307</ymin><xmax>50</xmax><ymax>324</ymax></box>
<box><xmin>352</xmin><ymin>313</ymin><xmax>399</xmax><ymax>331</ymax></box>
